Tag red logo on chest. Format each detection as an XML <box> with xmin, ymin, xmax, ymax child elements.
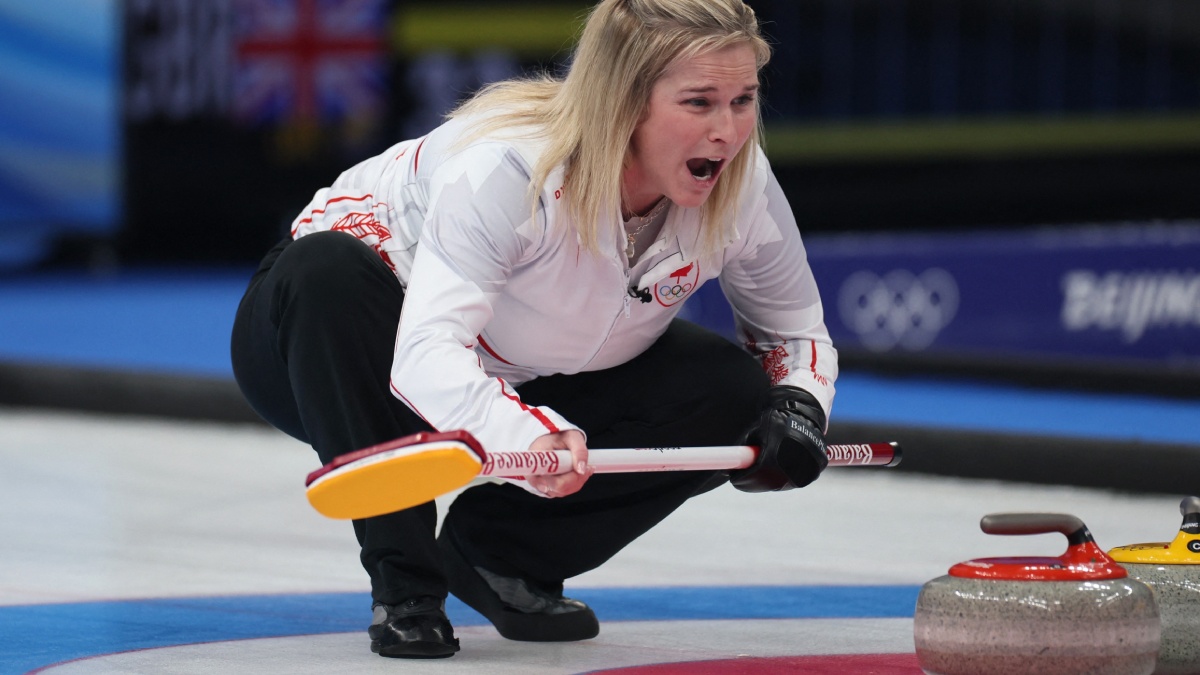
<box><xmin>654</xmin><ymin>262</ymin><xmax>700</xmax><ymax>307</ymax></box>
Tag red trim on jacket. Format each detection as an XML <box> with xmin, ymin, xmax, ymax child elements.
<box><xmin>295</xmin><ymin>194</ymin><xmax>374</xmax><ymax>227</ymax></box>
<box><xmin>413</xmin><ymin>138</ymin><xmax>426</xmax><ymax>172</ymax></box>
<box><xmin>477</xmin><ymin>334</ymin><xmax>513</xmax><ymax>365</ymax></box>
<box><xmin>497</xmin><ymin>379</ymin><xmax>559</xmax><ymax>433</ymax></box>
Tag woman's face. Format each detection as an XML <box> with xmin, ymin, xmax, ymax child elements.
<box><xmin>624</xmin><ymin>44</ymin><xmax>760</xmax><ymax>215</ymax></box>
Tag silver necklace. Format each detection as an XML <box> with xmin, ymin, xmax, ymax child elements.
<box><xmin>623</xmin><ymin>197</ymin><xmax>670</xmax><ymax>260</ymax></box>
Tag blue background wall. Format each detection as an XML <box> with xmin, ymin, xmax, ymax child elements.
<box><xmin>0</xmin><ymin>0</ymin><xmax>120</xmax><ymax>269</ymax></box>
<box><xmin>2</xmin><ymin>0</ymin><xmax>1198</xmax><ymax>386</ymax></box>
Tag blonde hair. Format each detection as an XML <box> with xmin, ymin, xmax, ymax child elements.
<box><xmin>450</xmin><ymin>0</ymin><xmax>771</xmax><ymax>255</ymax></box>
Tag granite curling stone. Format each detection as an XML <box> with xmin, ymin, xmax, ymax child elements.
<box><xmin>914</xmin><ymin>512</ymin><xmax>1161</xmax><ymax>675</ymax></box>
<box><xmin>1109</xmin><ymin>496</ymin><xmax>1200</xmax><ymax>675</ymax></box>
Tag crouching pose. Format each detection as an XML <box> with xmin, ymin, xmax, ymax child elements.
<box><xmin>231</xmin><ymin>0</ymin><xmax>837</xmax><ymax>658</ymax></box>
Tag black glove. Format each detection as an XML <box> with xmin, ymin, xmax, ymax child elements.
<box><xmin>731</xmin><ymin>385</ymin><xmax>828</xmax><ymax>493</ymax></box>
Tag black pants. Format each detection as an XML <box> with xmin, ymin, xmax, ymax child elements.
<box><xmin>231</xmin><ymin>231</ymin><xmax>769</xmax><ymax>604</ymax></box>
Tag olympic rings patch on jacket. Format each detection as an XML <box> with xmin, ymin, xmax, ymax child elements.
<box><xmin>654</xmin><ymin>261</ymin><xmax>701</xmax><ymax>307</ymax></box>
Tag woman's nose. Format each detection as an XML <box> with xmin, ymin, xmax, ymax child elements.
<box><xmin>708</xmin><ymin>107</ymin><xmax>736</xmax><ymax>143</ymax></box>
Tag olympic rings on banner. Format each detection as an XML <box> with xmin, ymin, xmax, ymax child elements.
<box><xmin>836</xmin><ymin>268</ymin><xmax>959</xmax><ymax>352</ymax></box>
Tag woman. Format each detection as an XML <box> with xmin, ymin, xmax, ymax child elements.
<box><xmin>231</xmin><ymin>0</ymin><xmax>837</xmax><ymax>659</ymax></box>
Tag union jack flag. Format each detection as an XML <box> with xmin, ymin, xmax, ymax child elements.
<box><xmin>232</xmin><ymin>0</ymin><xmax>387</xmax><ymax>126</ymax></box>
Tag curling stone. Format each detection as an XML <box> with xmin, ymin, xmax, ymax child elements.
<box><xmin>1109</xmin><ymin>496</ymin><xmax>1200</xmax><ymax>675</ymax></box>
<box><xmin>914</xmin><ymin>513</ymin><xmax>1161</xmax><ymax>675</ymax></box>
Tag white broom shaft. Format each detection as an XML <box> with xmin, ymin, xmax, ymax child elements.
<box><xmin>479</xmin><ymin>442</ymin><xmax>900</xmax><ymax>477</ymax></box>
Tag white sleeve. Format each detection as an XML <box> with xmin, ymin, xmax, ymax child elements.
<box><xmin>719</xmin><ymin>166</ymin><xmax>839</xmax><ymax>426</ymax></box>
<box><xmin>389</xmin><ymin>144</ymin><xmax>579</xmax><ymax>454</ymax></box>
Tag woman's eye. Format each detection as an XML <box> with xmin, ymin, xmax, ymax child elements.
<box><xmin>685</xmin><ymin>98</ymin><xmax>709</xmax><ymax>107</ymax></box>
<box><xmin>735</xmin><ymin>95</ymin><xmax>756</xmax><ymax>106</ymax></box>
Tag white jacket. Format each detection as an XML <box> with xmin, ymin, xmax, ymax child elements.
<box><xmin>291</xmin><ymin>113</ymin><xmax>838</xmax><ymax>457</ymax></box>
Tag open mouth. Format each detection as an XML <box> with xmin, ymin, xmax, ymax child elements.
<box><xmin>686</xmin><ymin>158</ymin><xmax>723</xmax><ymax>181</ymax></box>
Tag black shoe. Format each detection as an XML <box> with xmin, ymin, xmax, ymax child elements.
<box><xmin>368</xmin><ymin>597</ymin><xmax>460</xmax><ymax>658</ymax></box>
<box><xmin>438</xmin><ymin>529</ymin><xmax>600</xmax><ymax>642</ymax></box>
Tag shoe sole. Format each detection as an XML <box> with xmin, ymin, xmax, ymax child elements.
<box><xmin>438</xmin><ymin>531</ymin><xmax>600</xmax><ymax>642</ymax></box>
<box><xmin>371</xmin><ymin>638</ymin><xmax>459</xmax><ymax>658</ymax></box>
